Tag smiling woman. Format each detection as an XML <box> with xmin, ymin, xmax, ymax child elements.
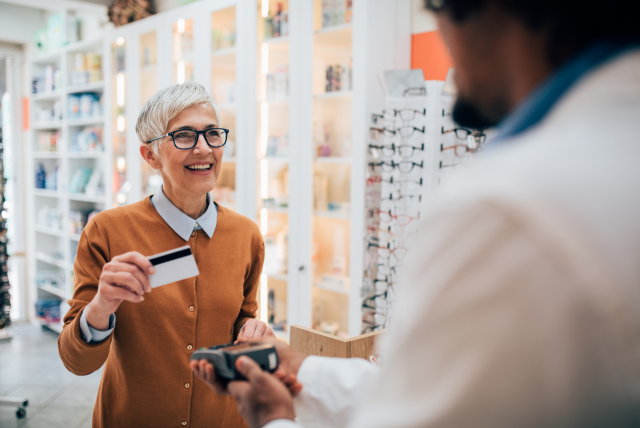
<box><xmin>58</xmin><ymin>82</ymin><xmax>274</xmax><ymax>428</ymax></box>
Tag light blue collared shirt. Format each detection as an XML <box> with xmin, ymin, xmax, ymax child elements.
<box><xmin>79</xmin><ymin>187</ymin><xmax>218</xmax><ymax>343</ymax></box>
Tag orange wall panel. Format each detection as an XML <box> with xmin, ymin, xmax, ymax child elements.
<box><xmin>23</xmin><ymin>97</ymin><xmax>29</xmax><ymax>130</ymax></box>
<box><xmin>411</xmin><ymin>31</ymin><xmax>453</xmax><ymax>81</ymax></box>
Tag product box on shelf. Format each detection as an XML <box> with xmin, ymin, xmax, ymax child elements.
<box><xmin>68</xmin><ymin>93</ymin><xmax>102</xmax><ymax>120</ymax></box>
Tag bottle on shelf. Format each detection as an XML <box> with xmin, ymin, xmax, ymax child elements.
<box><xmin>36</xmin><ymin>164</ymin><xmax>46</xmax><ymax>189</ymax></box>
<box><xmin>264</xmin><ymin>7</ymin><xmax>273</xmax><ymax>40</ymax></box>
<box><xmin>273</xmin><ymin>3</ymin><xmax>282</xmax><ymax>38</ymax></box>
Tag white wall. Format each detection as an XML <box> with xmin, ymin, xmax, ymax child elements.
<box><xmin>0</xmin><ymin>3</ymin><xmax>45</xmax><ymax>45</ymax></box>
<box><xmin>411</xmin><ymin>0</ymin><xmax>437</xmax><ymax>33</ymax></box>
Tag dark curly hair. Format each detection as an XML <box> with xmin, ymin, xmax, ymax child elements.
<box><xmin>425</xmin><ymin>0</ymin><xmax>640</xmax><ymax>65</ymax></box>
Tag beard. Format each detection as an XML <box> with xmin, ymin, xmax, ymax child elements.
<box><xmin>452</xmin><ymin>96</ymin><xmax>502</xmax><ymax>130</ymax></box>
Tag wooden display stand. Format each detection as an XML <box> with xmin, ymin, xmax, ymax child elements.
<box><xmin>289</xmin><ymin>325</ymin><xmax>384</xmax><ymax>359</ymax></box>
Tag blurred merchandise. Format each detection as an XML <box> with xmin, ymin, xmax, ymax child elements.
<box><xmin>37</xmin><ymin>206</ymin><xmax>63</xmax><ymax>230</ymax></box>
<box><xmin>33</xmin><ymin>100</ymin><xmax>62</xmax><ymax>123</ymax></box>
<box><xmin>142</xmin><ymin>45</ymin><xmax>156</xmax><ymax>67</ymax></box>
<box><xmin>322</xmin><ymin>0</ymin><xmax>351</xmax><ymax>28</ymax></box>
<box><xmin>325</xmin><ymin>61</ymin><xmax>352</xmax><ymax>93</ymax></box>
<box><xmin>266</xmin><ymin>64</ymin><xmax>289</xmax><ymax>101</ymax></box>
<box><xmin>70</xmin><ymin>51</ymin><xmax>103</xmax><ymax>86</ymax></box>
<box><xmin>264</xmin><ymin>3</ymin><xmax>288</xmax><ymax>39</ymax></box>
<box><xmin>320</xmin><ymin>320</ymin><xmax>339</xmax><ymax>336</ymax></box>
<box><xmin>35</xmin><ymin>163</ymin><xmax>59</xmax><ymax>191</ymax></box>
<box><xmin>36</xmin><ymin>130</ymin><xmax>61</xmax><ymax>152</ymax></box>
<box><xmin>35</xmin><ymin>299</ymin><xmax>61</xmax><ymax>323</ymax></box>
<box><xmin>313</xmin><ymin>171</ymin><xmax>329</xmax><ymax>210</ymax></box>
<box><xmin>32</xmin><ymin>65</ymin><xmax>62</xmax><ymax>94</ymax></box>
<box><xmin>263</xmin><ymin>226</ymin><xmax>288</xmax><ymax>276</ymax></box>
<box><xmin>266</xmin><ymin>134</ymin><xmax>289</xmax><ymax>157</ymax></box>
<box><xmin>69</xmin><ymin>166</ymin><xmax>103</xmax><ymax>196</ymax></box>
<box><xmin>35</xmin><ymin>271</ymin><xmax>65</xmax><ymax>293</ymax></box>
<box><xmin>68</xmin><ymin>93</ymin><xmax>102</xmax><ymax>120</ymax></box>
<box><xmin>32</xmin><ymin>12</ymin><xmax>82</xmax><ymax>54</ymax></box>
<box><xmin>71</xmin><ymin>127</ymin><xmax>103</xmax><ymax>152</ymax></box>
<box><xmin>328</xmin><ymin>201</ymin><xmax>349</xmax><ymax>213</ymax></box>
<box><xmin>322</xmin><ymin>0</ymin><xmax>332</xmax><ymax>27</ymax></box>
<box><xmin>262</xmin><ymin>164</ymin><xmax>289</xmax><ymax>208</ymax></box>
<box><xmin>69</xmin><ymin>209</ymin><xmax>101</xmax><ymax>234</ymax></box>
<box><xmin>212</xmin><ymin>28</ymin><xmax>236</xmax><ymax>51</ymax></box>
<box><xmin>314</xmin><ymin>121</ymin><xmax>351</xmax><ymax>158</ymax></box>
<box><xmin>332</xmin><ymin>0</ymin><xmax>345</xmax><ymax>26</ymax></box>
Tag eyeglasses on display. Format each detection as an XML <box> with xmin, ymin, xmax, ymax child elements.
<box><xmin>146</xmin><ymin>127</ymin><xmax>229</xmax><ymax>150</ymax></box>
<box><xmin>441</xmin><ymin>143</ymin><xmax>477</xmax><ymax>157</ymax></box>
<box><xmin>364</xmin><ymin>263</ymin><xmax>397</xmax><ymax>277</ymax></box>
<box><xmin>441</xmin><ymin>127</ymin><xmax>486</xmax><ymax>144</ymax></box>
<box><xmin>372</xmin><ymin>108</ymin><xmax>426</xmax><ymax>123</ymax></box>
<box><xmin>403</xmin><ymin>86</ymin><xmax>426</xmax><ymax>97</ymax></box>
<box><xmin>369</xmin><ymin>143</ymin><xmax>425</xmax><ymax>159</ymax></box>
<box><xmin>369</xmin><ymin>209</ymin><xmax>420</xmax><ymax>226</ymax></box>
<box><xmin>367</xmin><ymin>176</ymin><xmax>423</xmax><ymax>186</ymax></box>
<box><xmin>367</xmin><ymin>242</ymin><xmax>409</xmax><ymax>261</ymax></box>
<box><xmin>368</xmin><ymin>160</ymin><xmax>424</xmax><ymax>174</ymax></box>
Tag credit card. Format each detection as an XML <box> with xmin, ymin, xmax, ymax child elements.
<box><xmin>147</xmin><ymin>245</ymin><xmax>199</xmax><ymax>288</ymax></box>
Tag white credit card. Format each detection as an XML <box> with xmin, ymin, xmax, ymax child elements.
<box><xmin>147</xmin><ymin>245</ymin><xmax>199</xmax><ymax>288</ymax></box>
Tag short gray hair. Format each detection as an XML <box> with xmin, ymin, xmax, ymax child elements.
<box><xmin>135</xmin><ymin>82</ymin><xmax>221</xmax><ymax>156</ymax></box>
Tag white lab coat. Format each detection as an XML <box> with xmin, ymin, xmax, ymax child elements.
<box><xmin>266</xmin><ymin>49</ymin><xmax>640</xmax><ymax>428</ymax></box>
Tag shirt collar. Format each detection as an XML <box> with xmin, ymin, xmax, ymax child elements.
<box><xmin>151</xmin><ymin>186</ymin><xmax>217</xmax><ymax>241</ymax></box>
<box><xmin>492</xmin><ymin>41</ymin><xmax>638</xmax><ymax>144</ymax></box>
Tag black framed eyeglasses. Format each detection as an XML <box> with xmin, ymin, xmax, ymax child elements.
<box><xmin>372</xmin><ymin>108</ymin><xmax>426</xmax><ymax>123</ymax></box>
<box><xmin>370</xmin><ymin>127</ymin><xmax>396</xmax><ymax>137</ymax></box>
<box><xmin>441</xmin><ymin>127</ymin><xmax>486</xmax><ymax>144</ymax></box>
<box><xmin>403</xmin><ymin>86</ymin><xmax>426</xmax><ymax>97</ymax></box>
<box><xmin>368</xmin><ymin>160</ymin><xmax>424</xmax><ymax>174</ymax></box>
<box><xmin>145</xmin><ymin>128</ymin><xmax>230</xmax><ymax>150</ymax></box>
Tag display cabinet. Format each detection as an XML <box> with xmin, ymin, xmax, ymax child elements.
<box><xmin>27</xmin><ymin>37</ymin><xmax>111</xmax><ymax>332</ymax></box>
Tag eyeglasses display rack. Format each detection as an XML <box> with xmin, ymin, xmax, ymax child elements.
<box><xmin>363</xmin><ymin>79</ymin><xmax>487</xmax><ymax>333</ymax></box>
<box><xmin>0</xmin><ymin>121</ymin><xmax>10</xmax><ymax>334</ymax></box>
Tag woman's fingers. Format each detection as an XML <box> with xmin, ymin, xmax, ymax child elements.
<box><xmin>100</xmin><ymin>280</ymin><xmax>145</xmax><ymax>303</ymax></box>
<box><xmin>110</xmin><ymin>260</ymin><xmax>152</xmax><ymax>293</ymax></box>
<box><xmin>240</xmin><ymin>321</ymin><xmax>257</xmax><ymax>339</ymax></box>
<box><xmin>101</xmin><ymin>272</ymin><xmax>145</xmax><ymax>302</ymax></box>
<box><xmin>113</xmin><ymin>251</ymin><xmax>155</xmax><ymax>276</ymax></box>
<box><xmin>253</xmin><ymin>321</ymin><xmax>267</xmax><ymax>338</ymax></box>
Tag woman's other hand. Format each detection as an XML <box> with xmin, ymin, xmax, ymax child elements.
<box><xmin>236</xmin><ymin>319</ymin><xmax>276</xmax><ymax>341</ymax></box>
<box><xmin>86</xmin><ymin>252</ymin><xmax>155</xmax><ymax>330</ymax></box>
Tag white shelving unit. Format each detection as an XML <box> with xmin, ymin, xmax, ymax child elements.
<box><xmin>98</xmin><ymin>0</ymin><xmax>410</xmax><ymax>339</ymax></box>
<box><xmin>27</xmin><ymin>36</ymin><xmax>111</xmax><ymax>332</ymax></box>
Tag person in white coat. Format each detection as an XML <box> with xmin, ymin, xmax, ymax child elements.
<box><xmin>192</xmin><ymin>0</ymin><xmax>640</xmax><ymax>427</ymax></box>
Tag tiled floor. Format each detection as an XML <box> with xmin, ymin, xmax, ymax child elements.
<box><xmin>0</xmin><ymin>323</ymin><xmax>101</xmax><ymax>428</ymax></box>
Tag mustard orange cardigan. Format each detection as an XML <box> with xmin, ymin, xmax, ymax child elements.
<box><xmin>58</xmin><ymin>198</ymin><xmax>263</xmax><ymax>428</ymax></box>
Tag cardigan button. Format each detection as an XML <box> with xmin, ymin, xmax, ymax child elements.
<box><xmin>187</xmin><ymin>344</ymin><xmax>193</xmax><ymax>351</ymax></box>
<box><xmin>185</xmin><ymin>383</ymin><xmax>190</xmax><ymax>389</ymax></box>
<box><xmin>189</xmin><ymin>306</ymin><xmax>195</xmax><ymax>312</ymax></box>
